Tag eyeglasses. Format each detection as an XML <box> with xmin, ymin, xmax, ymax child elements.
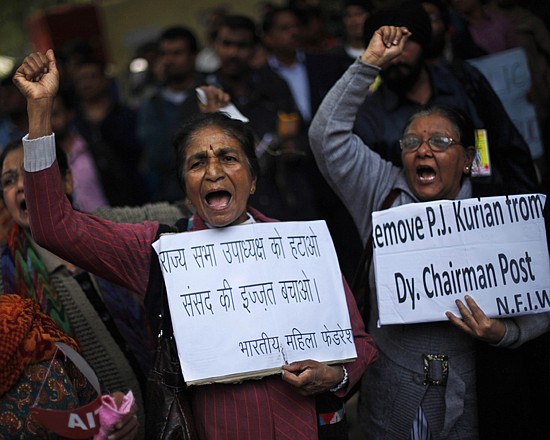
<box><xmin>399</xmin><ymin>135</ymin><xmax>461</xmax><ymax>153</ymax></box>
<box><xmin>1</xmin><ymin>170</ymin><xmax>22</xmax><ymax>190</ymax></box>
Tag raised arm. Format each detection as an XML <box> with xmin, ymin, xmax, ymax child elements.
<box><xmin>308</xmin><ymin>26</ymin><xmax>410</xmax><ymax>243</ymax></box>
<box><xmin>359</xmin><ymin>25</ymin><xmax>412</xmax><ymax>67</ymax></box>
<box><xmin>13</xmin><ymin>50</ymin><xmax>57</xmax><ymax>139</ymax></box>
<box><xmin>14</xmin><ymin>51</ymin><xmax>159</xmax><ymax>295</ymax></box>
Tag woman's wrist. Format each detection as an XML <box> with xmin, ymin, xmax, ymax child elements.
<box><xmin>360</xmin><ymin>51</ymin><xmax>383</xmax><ymax>67</ymax></box>
<box><xmin>27</xmin><ymin>98</ymin><xmax>54</xmax><ymax>139</ymax></box>
<box><xmin>329</xmin><ymin>365</ymin><xmax>348</xmax><ymax>392</ymax></box>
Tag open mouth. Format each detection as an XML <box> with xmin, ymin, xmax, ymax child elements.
<box><xmin>417</xmin><ymin>165</ymin><xmax>436</xmax><ymax>182</ymax></box>
<box><xmin>205</xmin><ymin>190</ymin><xmax>232</xmax><ymax>209</ymax></box>
<box><xmin>19</xmin><ymin>200</ymin><xmax>27</xmax><ymax>212</ymax></box>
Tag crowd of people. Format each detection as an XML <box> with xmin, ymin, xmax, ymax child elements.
<box><xmin>1</xmin><ymin>0</ymin><xmax>550</xmax><ymax>439</ymax></box>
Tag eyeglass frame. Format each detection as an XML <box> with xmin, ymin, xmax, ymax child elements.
<box><xmin>399</xmin><ymin>134</ymin><xmax>462</xmax><ymax>153</ymax></box>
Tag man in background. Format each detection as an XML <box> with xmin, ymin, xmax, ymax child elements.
<box><xmin>262</xmin><ymin>5</ymin><xmax>363</xmax><ymax>281</ymax></box>
<box><xmin>203</xmin><ymin>14</ymin><xmax>310</xmax><ymax>221</ymax></box>
<box><xmin>137</xmin><ymin>26</ymin><xmax>201</xmax><ymax>202</ymax></box>
<box><xmin>353</xmin><ymin>1</ymin><xmax>538</xmax><ymax>197</ymax></box>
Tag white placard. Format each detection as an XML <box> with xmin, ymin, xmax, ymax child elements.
<box><xmin>373</xmin><ymin>194</ymin><xmax>549</xmax><ymax>325</ymax></box>
<box><xmin>468</xmin><ymin>48</ymin><xmax>543</xmax><ymax>159</ymax></box>
<box><xmin>152</xmin><ymin>220</ymin><xmax>356</xmax><ymax>385</ymax></box>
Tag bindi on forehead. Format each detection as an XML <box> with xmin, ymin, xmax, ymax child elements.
<box><xmin>206</xmin><ymin>144</ymin><xmax>226</xmax><ymax>156</ymax></box>
<box><xmin>189</xmin><ymin>144</ymin><xmax>218</xmax><ymax>155</ymax></box>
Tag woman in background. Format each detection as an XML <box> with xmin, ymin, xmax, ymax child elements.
<box><xmin>0</xmin><ymin>140</ymin><xmax>145</xmax><ymax>438</ymax></box>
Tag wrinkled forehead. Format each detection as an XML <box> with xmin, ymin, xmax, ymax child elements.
<box><xmin>404</xmin><ymin>113</ymin><xmax>460</xmax><ymax>137</ymax></box>
<box><xmin>184</xmin><ymin>126</ymin><xmax>243</xmax><ymax>155</ymax></box>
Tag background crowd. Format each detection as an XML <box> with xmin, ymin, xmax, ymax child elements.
<box><xmin>1</xmin><ymin>0</ymin><xmax>549</xmax><ymax>439</ymax></box>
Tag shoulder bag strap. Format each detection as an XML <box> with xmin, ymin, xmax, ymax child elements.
<box><xmin>145</xmin><ymin>220</ymin><xmax>188</xmax><ymax>338</ymax></box>
<box><xmin>351</xmin><ymin>188</ymin><xmax>401</xmax><ymax>325</ymax></box>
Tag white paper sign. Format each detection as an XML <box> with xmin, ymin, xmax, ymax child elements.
<box><xmin>373</xmin><ymin>194</ymin><xmax>549</xmax><ymax>325</ymax></box>
<box><xmin>152</xmin><ymin>220</ymin><xmax>356</xmax><ymax>385</ymax></box>
<box><xmin>468</xmin><ymin>48</ymin><xmax>543</xmax><ymax>159</ymax></box>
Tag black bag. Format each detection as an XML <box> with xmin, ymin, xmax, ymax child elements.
<box><xmin>144</xmin><ymin>329</ymin><xmax>197</xmax><ymax>440</ymax></box>
<box><xmin>144</xmin><ymin>220</ymin><xmax>197</xmax><ymax>440</ymax></box>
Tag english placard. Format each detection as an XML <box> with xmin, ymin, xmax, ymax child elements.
<box><xmin>373</xmin><ymin>194</ymin><xmax>549</xmax><ymax>325</ymax></box>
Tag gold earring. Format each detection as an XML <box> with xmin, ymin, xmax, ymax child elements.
<box><xmin>186</xmin><ymin>198</ymin><xmax>193</xmax><ymax>205</ymax></box>
<box><xmin>250</xmin><ymin>187</ymin><xmax>256</xmax><ymax>195</ymax></box>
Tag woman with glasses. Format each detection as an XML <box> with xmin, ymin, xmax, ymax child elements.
<box><xmin>309</xmin><ymin>25</ymin><xmax>549</xmax><ymax>439</ymax></box>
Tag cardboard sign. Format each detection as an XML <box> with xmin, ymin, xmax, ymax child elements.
<box><xmin>373</xmin><ymin>194</ymin><xmax>549</xmax><ymax>325</ymax></box>
<box><xmin>152</xmin><ymin>220</ymin><xmax>357</xmax><ymax>385</ymax></box>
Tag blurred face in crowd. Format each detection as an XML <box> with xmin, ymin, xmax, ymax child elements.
<box><xmin>380</xmin><ymin>40</ymin><xmax>424</xmax><ymax>94</ymax></box>
<box><xmin>343</xmin><ymin>6</ymin><xmax>369</xmax><ymax>43</ymax></box>
<box><xmin>215</xmin><ymin>26</ymin><xmax>255</xmax><ymax>78</ymax></box>
<box><xmin>157</xmin><ymin>38</ymin><xmax>196</xmax><ymax>85</ymax></box>
<box><xmin>422</xmin><ymin>2</ymin><xmax>446</xmax><ymax>37</ymax></box>
<box><xmin>302</xmin><ymin>12</ymin><xmax>326</xmax><ymax>48</ymax></box>
<box><xmin>74</xmin><ymin>63</ymin><xmax>109</xmax><ymax>101</ymax></box>
<box><xmin>1</xmin><ymin>147</ymin><xmax>28</xmax><ymax>229</ymax></box>
<box><xmin>1</xmin><ymin>146</ymin><xmax>73</xmax><ymax>230</ymax></box>
<box><xmin>422</xmin><ymin>2</ymin><xmax>447</xmax><ymax>58</ymax></box>
<box><xmin>182</xmin><ymin>126</ymin><xmax>256</xmax><ymax>227</ymax></box>
<box><xmin>0</xmin><ymin>145</ymin><xmax>73</xmax><ymax>229</ymax></box>
<box><xmin>263</xmin><ymin>11</ymin><xmax>302</xmax><ymax>57</ymax></box>
<box><xmin>401</xmin><ymin>114</ymin><xmax>475</xmax><ymax>201</ymax></box>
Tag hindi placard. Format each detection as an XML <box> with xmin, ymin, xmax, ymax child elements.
<box><xmin>152</xmin><ymin>220</ymin><xmax>356</xmax><ymax>385</ymax></box>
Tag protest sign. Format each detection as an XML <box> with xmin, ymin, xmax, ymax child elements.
<box><xmin>468</xmin><ymin>48</ymin><xmax>543</xmax><ymax>159</ymax></box>
<box><xmin>152</xmin><ymin>220</ymin><xmax>356</xmax><ymax>385</ymax></box>
<box><xmin>373</xmin><ymin>194</ymin><xmax>549</xmax><ymax>325</ymax></box>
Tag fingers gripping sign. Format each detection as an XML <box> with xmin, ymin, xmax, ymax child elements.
<box><xmin>196</xmin><ymin>85</ymin><xmax>231</xmax><ymax>113</ymax></box>
<box><xmin>446</xmin><ymin>295</ymin><xmax>507</xmax><ymax>344</ymax></box>
<box><xmin>281</xmin><ymin>360</ymin><xmax>345</xmax><ymax>396</ymax></box>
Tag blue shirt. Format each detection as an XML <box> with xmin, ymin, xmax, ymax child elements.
<box><xmin>267</xmin><ymin>51</ymin><xmax>312</xmax><ymax>122</ymax></box>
